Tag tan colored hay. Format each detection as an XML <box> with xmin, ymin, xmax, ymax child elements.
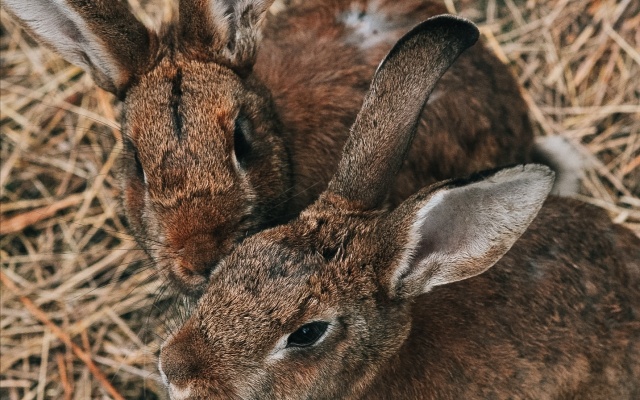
<box><xmin>1</xmin><ymin>0</ymin><xmax>638</xmax><ymax>398</ymax></box>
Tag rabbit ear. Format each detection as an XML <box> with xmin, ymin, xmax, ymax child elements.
<box><xmin>325</xmin><ymin>15</ymin><xmax>479</xmax><ymax>210</ymax></box>
<box><xmin>383</xmin><ymin>165</ymin><xmax>555</xmax><ymax>299</ymax></box>
<box><xmin>178</xmin><ymin>0</ymin><xmax>274</xmax><ymax>75</ymax></box>
<box><xmin>3</xmin><ymin>0</ymin><xmax>156</xmax><ymax>96</ymax></box>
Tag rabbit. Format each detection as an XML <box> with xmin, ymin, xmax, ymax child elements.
<box><xmin>158</xmin><ymin>16</ymin><xmax>640</xmax><ymax>400</ymax></box>
<box><xmin>4</xmin><ymin>0</ymin><xmax>541</xmax><ymax>296</ymax></box>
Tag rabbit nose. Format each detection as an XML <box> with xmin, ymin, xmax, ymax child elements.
<box><xmin>160</xmin><ymin>329</ymin><xmax>204</xmax><ymax>387</ymax></box>
<box><xmin>176</xmin><ymin>234</ymin><xmax>225</xmax><ymax>276</ymax></box>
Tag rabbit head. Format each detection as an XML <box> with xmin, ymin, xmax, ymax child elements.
<box><xmin>159</xmin><ymin>165</ymin><xmax>554</xmax><ymax>399</ymax></box>
<box><xmin>4</xmin><ymin>0</ymin><xmax>293</xmax><ymax>294</ymax></box>
<box><xmin>159</xmin><ymin>16</ymin><xmax>557</xmax><ymax>399</ymax></box>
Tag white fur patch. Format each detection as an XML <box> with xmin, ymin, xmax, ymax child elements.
<box><xmin>158</xmin><ymin>358</ymin><xmax>170</xmax><ymax>387</ymax></box>
<box><xmin>338</xmin><ymin>1</ymin><xmax>398</xmax><ymax>50</ymax></box>
<box><xmin>159</xmin><ymin>353</ymin><xmax>194</xmax><ymax>399</ymax></box>
<box><xmin>534</xmin><ymin>136</ymin><xmax>587</xmax><ymax>197</ymax></box>
<box><xmin>168</xmin><ymin>383</ymin><xmax>192</xmax><ymax>400</ymax></box>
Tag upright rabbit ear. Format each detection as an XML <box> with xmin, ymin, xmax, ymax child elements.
<box><xmin>325</xmin><ymin>15</ymin><xmax>479</xmax><ymax>210</ymax></box>
<box><xmin>177</xmin><ymin>0</ymin><xmax>274</xmax><ymax>75</ymax></box>
<box><xmin>3</xmin><ymin>0</ymin><xmax>156</xmax><ymax>96</ymax></box>
<box><xmin>383</xmin><ymin>165</ymin><xmax>555</xmax><ymax>299</ymax></box>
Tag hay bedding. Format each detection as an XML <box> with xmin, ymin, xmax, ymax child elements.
<box><xmin>0</xmin><ymin>0</ymin><xmax>638</xmax><ymax>398</ymax></box>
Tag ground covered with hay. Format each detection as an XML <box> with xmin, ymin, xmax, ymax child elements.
<box><xmin>1</xmin><ymin>0</ymin><xmax>638</xmax><ymax>398</ymax></box>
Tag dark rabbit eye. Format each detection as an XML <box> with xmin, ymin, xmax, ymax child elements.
<box><xmin>286</xmin><ymin>321</ymin><xmax>329</xmax><ymax>348</ymax></box>
<box><xmin>133</xmin><ymin>150</ymin><xmax>144</xmax><ymax>179</ymax></box>
<box><xmin>126</xmin><ymin>139</ymin><xmax>146</xmax><ymax>183</ymax></box>
<box><xmin>233</xmin><ymin>114</ymin><xmax>252</xmax><ymax>167</ymax></box>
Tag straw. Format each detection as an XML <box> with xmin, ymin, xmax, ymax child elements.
<box><xmin>1</xmin><ymin>0</ymin><xmax>638</xmax><ymax>398</ymax></box>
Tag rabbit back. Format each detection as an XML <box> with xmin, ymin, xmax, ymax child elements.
<box><xmin>3</xmin><ymin>0</ymin><xmax>538</xmax><ymax>296</ymax></box>
<box><xmin>157</xmin><ymin>15</ymin><xmax>639</xmax><ymax>396</ymax></box>
<box><xmin>365</xmin><ymin>196</ymin><xmax>640</xmax><ymax>398</ymax></box>
<box><xmin>256</xmin><ymin>0</ymin><xmax>534</xmax><ymax>208</ymax></box>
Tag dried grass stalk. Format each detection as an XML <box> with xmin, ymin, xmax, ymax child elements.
<box><xmin>1</xmin><ymin>0</ymin><xmax>638</xmax><ymax>398</ymax></box>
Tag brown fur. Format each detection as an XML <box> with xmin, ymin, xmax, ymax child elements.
<box><xmin>4</xmin><ymin>0</ymin><xmax>535</xmax><ymax>295</ymax></box>
<box><xmin>159</xmin><ymin>197</ymin><xmax>640</xmax><ymax>399</ymax></box>
<box><xmin>259</xmin><ymin>0</ymin><xmax>533</xmax><ymax>208</ymax></box>
<box><xmin>364</xmin><ymin>196</ymin><xmax>640</xmax><ymax>399</ymax></box>
<box><xmin>158</xmin><ymin>17</ymin><xmax>640</xmax><ymax>399</ymax></box>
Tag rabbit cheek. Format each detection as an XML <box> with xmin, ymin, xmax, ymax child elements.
<box><xmin>160</xmin><ymin>324</ymin><xmax>226</xmax><ymax>399</ymax></box>
<box><xmin>121</xmin><ymin>175</ymin><xmax>148</xmax><ymax>238</ymax></box>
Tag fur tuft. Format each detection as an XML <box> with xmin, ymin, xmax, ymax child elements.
<box><xmin>533</xmin><ymin>135</ymin><xmax>588</xmax><ymax>197</ymax></box>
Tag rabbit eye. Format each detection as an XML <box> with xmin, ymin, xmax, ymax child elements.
<box><xmin>286</xmin><ymin>321</ymin><xmax>329</xmax><ymax>348</ymax></box>
<box><xmin>233</xmin><ymin>114</ymin><xmax>252</xmax><ymax>167</ymax></box>
<box><xmin>133</xmin><ymin>149</ymin><xmax>147</xmax><ymax>184</ymax></box>
<box><xmin>126</xmin><ymin>139</ymin><xmax>147</xmax><ymax>184</ymax></box>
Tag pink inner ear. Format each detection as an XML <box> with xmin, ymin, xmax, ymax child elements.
<box><xmin>395</xmin><ymin>165</ymin><xmax>554</xmax><ymax>296</ymax></box>
<box><xmin>175</xmin><ymin>0</ymin><xmax>273</xmax><ymax>74</ymax></box>
<box><xmin>4</xmin><ymin>0</ymin><xmax>155</xmax><ymax>95</ymax></box>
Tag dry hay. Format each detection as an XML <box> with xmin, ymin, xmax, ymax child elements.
<box><xmin>1</xmin><ymin>0</ymin><xmax>638</xmax><ymax>398</ymax></box>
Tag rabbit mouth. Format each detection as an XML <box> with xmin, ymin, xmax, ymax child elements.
<box><xmin>167</xmin><ymin>383</ymin><xmax>192</xmax><ymax>400</ymax></box>
<box><xmin>169</xmin><ymin>263</ymin><xmax>209</xmax><ymax>297</ymax></box>
<box><xmin>158</xmin><ymin>357</ymin><xmax>191</xmax><ymax>400</ymax></box>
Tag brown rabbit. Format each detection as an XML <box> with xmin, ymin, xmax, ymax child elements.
<box><xmin>159</xmin><ymin>16</ymin><xmax>640</xmax><ymax>400</ymax></box>
<box><xmin>4</xmin><ymin>0</ymin><xmax>539</xmax><ymax>295</ymax></box>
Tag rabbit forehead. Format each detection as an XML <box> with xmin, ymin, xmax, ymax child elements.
<box><xmin>124</xmin><ymin>58</ymin><xmax>242</xmax><ymax>185</ymax></box>
<box><xmin>191</xmin><ymin>242</ymin><xmax>329</xmax><ymax>359</ymax></box>
<box><xmin>212</xmin><ymin>237</ymin><xmax>335</xmax><ymax>317</ymax></box>
<box><xmin>125</xmin><ymin>57</ymin><xmax>241</xmax><ymax>155</ymax></box>
<box><xmin>203</xmin><ymin>218</ymin><xmax>379</xmax><ymax>322</ymax></box>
